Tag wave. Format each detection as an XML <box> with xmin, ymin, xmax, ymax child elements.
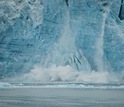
<box><xmin>0</xmin><ymin>82</ymin><xmax>124</xmax><ymax>89</ymax></box>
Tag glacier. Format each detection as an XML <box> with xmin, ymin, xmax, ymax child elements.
<box><xmin>0</xmin><ymin>0</ymin><xmax>124</xmax><ymax>83</ymax></box>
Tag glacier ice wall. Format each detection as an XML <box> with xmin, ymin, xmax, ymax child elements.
<box><xmin>0</xmin><ymin>0</ymin><xmax>124</xmax><ymax>78</ymax></box>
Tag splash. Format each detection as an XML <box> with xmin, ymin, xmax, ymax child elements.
<box><xmin>1</xmin><ymin>65</ymin><xmax>124</xmax><ymax>88</ymax></box>
<box><xmin>10</xmin><ymin>65</ymin><xmax>120</xmax><ymax>83</ymax></box>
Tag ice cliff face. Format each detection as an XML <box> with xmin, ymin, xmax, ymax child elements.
<box><xmin>0</xmin><ymin>0</ymin><xmax>124</xmax><ymax>78</ymax></box>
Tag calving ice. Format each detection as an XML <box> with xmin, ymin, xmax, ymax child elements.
<box><xmin>0</xmin><ymin>0</ymin><xmax>124</xmax><ymax>83</ymax></box>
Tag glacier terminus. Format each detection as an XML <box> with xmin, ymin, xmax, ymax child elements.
<box><xmin>0</xmin><ymin>0</ymin><xmax>124</xmax><ymax>83</ymax></box>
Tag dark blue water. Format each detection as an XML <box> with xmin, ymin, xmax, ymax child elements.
<box><xmin>0</xmin><ymin>88</ymin><xmax>124</xmax><ymax>107</ymax></box>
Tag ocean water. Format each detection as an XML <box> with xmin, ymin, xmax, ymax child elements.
<box><xmin>0</xmin><ymin>88</ymin><xmax>124</xmax><ymax>107</ymax></box>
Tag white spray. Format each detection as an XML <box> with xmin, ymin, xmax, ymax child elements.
<box><xmin>95</xmin><ymin>2</ymin><xmax>110</xmax><ymax>72</ymax></box>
